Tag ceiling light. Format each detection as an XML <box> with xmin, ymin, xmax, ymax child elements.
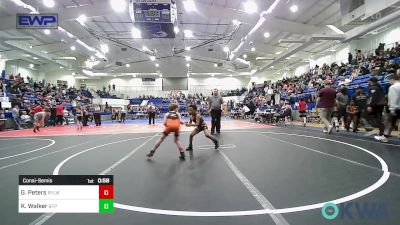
<box><xmin>174</xmin><ymin>26</ymin><xmax>179</xmax><ymax>34</ymax></box>
<box><xmin>214</xmin><ymin>63</ymin><xmax>218</xmax><ymax>67</ymax></box>
<box><xmin>211</xmin><ymin>74</ymin><xmax>215</xmax><ymax>77</ymax></box>
<box><xmin>251</xmin><ymin>47</ymin><xmax>256</xmax><ymax>52</ymax></box>
<box><xmin>243</xmin><ymin>1</ymin><xmax>257</xmax><ymax>14</ymax></box>
<box><xmin>42</xmin><ymin>0</ymin><xmax>55</xmax><ymax>8</ymax></box>
<box><xmin>184</xmin><ymin>30</ymin><xmax>193</xmax><ymax>38</ymax></box>
<box><xmin>113</xmin><ymin>75</ymin><xmax>117</xmax><ymax>78</ymax></box>
<box><xmin>60</xmin><ymin>66</ymin><xmax>63</xmax><ymax>69</ymax></box>
<box><xmin>90</xmin><ymin>56</ymin><xmax>95</xmax><ymax>61</ymax></box>
<box><xmin>150</xmin><ymin>56</ymin><xmax>156</xmax><ymax>61</ymax></box>
<box><xmin>70</xmin><ymin>46</ymin><xmax>76</xmax><ymax>51</ymax></box>
<box><xmin>243</xmin><ymin>54</ymin><xmax>247</xmax><ymax>59</ymax></box>
<box><xmin>43</xmin><ymin>29</ymin><xmax>51</xmax><ymax>35</ymax></box>
<box><xmin>223</xmin><ymin>46</ymin><xmax>230</xmax><ymax>53</ymax></box>
<box><xmin>100</xmin><ymin>44</ymin><xmax>109</xmax><ymax>54</ymax></box>
<box><xmin>159</xmin><ymin>74</ymin><xmax>162</xmax><ymax>78</ymax></box>
<box><xmin>183</xmin><ymin>0</ymin><xmax>197</xmax><ymax>12</ymax></box>
<box><xmin>155</xmin><ymin>63</ymin><xmax>159</xmax><ymax>67</ymax></box>
<box><xmin>185</xmin><ymin>46</ymin><xmax>191</xmax><ymax>51</ymax></box>
<box><xmin>33</xmin><ymin>57</ymin><xmax>38</xmax><ymax>59</ymax></box>
<box><xmin>132</xmin><ymin>75</ymin><xmax>136</xmax><ymax>78</ymax></box>
<box><xmin>187</xmin><ymin>74</ymin><xmax>190</xmax><ymax>77</ymax></box>
<box><xmin>186</xmin><ymin>63</ymin><xmax>190</xmax><ymax>67</ymax></box>
<box><xmin>126</xmin><ymin>64</ymin><xmax>130</xmax><ymax>68</ymax></box>
<box><xmin>131</xmin><ymin>27</ymin><xmax>141</xmax><ymax>38</ymax></box>
<box><xmin>275</xmin><ymin>51</ymin><xmax>282</xmax><ymax>55</ymax></box>
<box><xmin>29</xmin><ymin>45</ymin><xmax>33</xmax><ymax>48</ymax></box>
<box><xmin>41</xmin><ymin>51</ymin><xmax>47</xmax><ymax>54</ymax></box>
<box><xmin>290</xmin><ymin>5</ymin><xmax>298</xmax><ymax>13</ymax></box>
<box><xmin>110</xmin><ymin>0</ymin><xmax>127</xmax><ymax>12</ymax></box>
<box><xmin>326</xmin><ymin>25</ymin><xmax>345</xmax><ymax>34</ymax></box>
<box><xmin>229</xmin><ymin>74</ymin><xmax>233</xmax><ymax>77</ymax></box>
<box><xmin>271</xmin><ymin>66</ymin><xmax>274</xmax><ymax>68</ymax></box>
<box><xmin>264</xmin><ymin>32</ymin><xmax>270</xmax><ymax>38</ymax></box>
<box><xmin>185</xmin><ymin>56</ymin><xmax>191</xmax><ymax>61</ymax></box>
<box><xmin>232</xmin><ymin>19</ymin><xmax>241</xmax><ymax>26</ymax></box>
<box><xmin>29</xmin><ymin>64</ymin><xmax>34</xmax><ymax>68</ymax></box>
<box><xmin>72</xmin><ymin>72</ymin><xmax>76</xmax><ymax>76</ymax></box>
<box><xmin>76</xmin><ymin>15</ymin><xmax>87</xmax><ymax>25</ymax></box>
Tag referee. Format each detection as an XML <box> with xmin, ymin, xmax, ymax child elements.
<box><xmin>208</xmin><ymin>88</ymin><xmax>223</xmax><ymax>134</ymax></box>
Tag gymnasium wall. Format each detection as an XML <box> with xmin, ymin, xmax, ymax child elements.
<box><xmin>43</xmin><ymin>69</ymin><xmax>77</xmax><ymax>87</ymax></box>
<box><xmin>5</xmin><ymin>60</ymin><xmax>39</xmax><ymax>81</ymax></box>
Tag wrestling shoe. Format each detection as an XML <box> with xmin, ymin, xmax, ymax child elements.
<box><xmin>179</xmin><ymin>152</ymin><xmax>186</xmax><ymax>160</ymax></box>
<box><xmin>146</xmin><ymin>150</ymin><xmax>155</xmax><ymax>158</ymax></box>
<box><xmin>214</xmin><ymin>140</ymin><xmax>219</xmax><ymax>150</ymax></box>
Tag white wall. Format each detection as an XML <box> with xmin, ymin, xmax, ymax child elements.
<box><xmin>44</xmin><ymin>70</ymin><xmax>77</xmax><ymax>87</ymax></box>
<box><xmin>188</xmin><ymin>77</ymin><xmax>249</xmax><ymax>94</ymax></box>
<box><xmin>0</xmin><ymin>59</ymin><xmax>5</xmax><ymax>72</ymax></box>
<box><xmin>77</xmin><ymin>76</ymin><xmax>250</xmax><ymax>98</ymax></box>
<box><xmin>356</xmin><ymin>20</ymin><xmax>400</xmax><ymax>53</ymax></box>
<box><xmin>5</xmin><ymin>60</ymin><xmax>39</xmax><ymax>81</ymax></box>
<box><xmin>80</xmin><ymin>77</ymin><xmax>162</xmax><ymax>98</ymax></box>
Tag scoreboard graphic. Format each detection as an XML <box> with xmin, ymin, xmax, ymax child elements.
<box><xmin>18</xmin><ymin>175</ymin><xmax>114</xmax><ymax>213</ymax></box>
<box><xmin>129</xmin><ymin>0</ymin><xmax>177</xmax><ymax>38</ymax></box>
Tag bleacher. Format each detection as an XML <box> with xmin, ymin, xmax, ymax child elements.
<box><xmin>129</xmin><ymin>97</ymin><xmax>203</xmax><ymax>115</ymax></box>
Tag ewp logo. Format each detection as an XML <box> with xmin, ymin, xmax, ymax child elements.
<box><xmin>322</xmin><ymin>202</ymin><xmax>390</xmax><ymax>220</ymax></box>
<box><xmin>17</xmin><ymin>14</ymin><xmax>58</xmax><ymax>29</ymax></box>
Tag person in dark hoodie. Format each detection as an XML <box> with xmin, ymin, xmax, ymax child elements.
<box><xmin>352</xmin><ymin>86</ymin><xmax>372</xmax><ymax>131</ymax></box>
<box><xmin>367</xmin><ymin>77</ymin><xmax>387</xmax><ymax>142</ymax></box>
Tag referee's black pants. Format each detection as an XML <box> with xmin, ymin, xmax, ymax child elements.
<box><xmin>94</xmin><ymin>113</ymin><xmax>101</xmax><ymax>126</ymax></box>
<box><xmin>148</xmin><ymin>112</ymin><xmax>155</xmax><ymax>125</ymax></box>
<box><xmin>210</xmin><ymin>109</ymin><xmax>222</xmax><ymax>134</ymax></box>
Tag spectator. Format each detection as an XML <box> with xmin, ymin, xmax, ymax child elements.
<box><xmin>298</xmin><ymin>98</ymin><xmax>307</xmax><ymax>127</ymax></box>
<box><xmin>356</xmin><ymin>50</ymin><xmax>365</xmax><ymax>64</ymax></box>
<box><xmin>56</xmin><ymin>102</ymin><xmax>64</xmax><ymax>125</ymax></box>
<box><xmin>11</xmin><ymin>104</ymin><xmax>21</xmax><ymax>130</ymax></box>
<box><xmin>316</xmin><ymin>81</ymin><xmax>336</xmax><ymax>134</ymax></box>
<box><xmin>348</xmin><ymin>52</ymin><xmax>353</xmax><ymax>65</ymax></box>
<box><xmin>120</xmin><ymin>107</ymin><xmax>126</xmax><ymax>123</ymax></box>
<box><xmin>93</xmin><ymin>104</ymin><xmax>101</xmax><ymax>126</ymax></box>
<box><xmin>367</xmin><ymin>77</ymin><xmax>387</xmax><ymax>142</ymax></box>
<box><xmin>336</xmin><ymin>87</ymin><xmax>349</xmax><ymax>130</ymax></box>
<box><xmin>346</xmin><ymin>100</ymin><xmax>359</xmax><ymax>132</ymax></box>
<box><xmin>352</xmin><ymin>87</ymin><xmax>371</xmax><ymax>131</ymax></box>
<box><xmin>387</xmin><ymin>74</ymin><xmax>400</xmax><ymax>138</ymax></box>
<box><xmin>50</xmin><ymin>105</ymin><xmax>57</xmax><ymax>126</ymax></box>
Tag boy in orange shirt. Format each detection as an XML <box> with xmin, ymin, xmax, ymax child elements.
<box><xmin>146</xmin><ymin>103</ymin><xmax>185</xmax><ymax>160</ymax></box>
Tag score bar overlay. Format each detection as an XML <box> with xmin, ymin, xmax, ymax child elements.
<box><xmin>18</xmin><ymin>175</ymin><xmax>114</xmax><ymax>213</ymax></box>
